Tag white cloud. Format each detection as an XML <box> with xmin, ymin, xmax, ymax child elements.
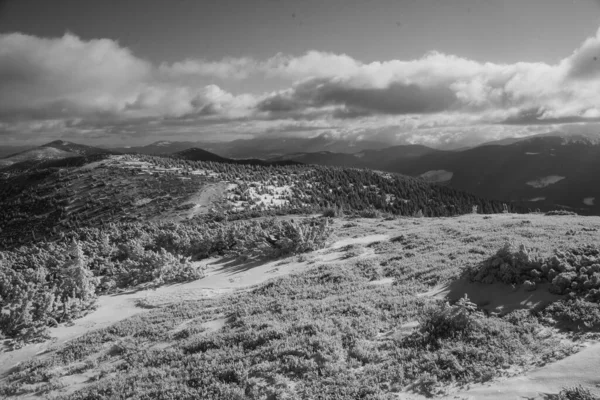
<box><xmin>3</xmin><ymin>29</ymin><xmax>600</xmax><ymax>147</ymax></box>
<box><xmin>159</xmin><ymin>57</ymin><xmax>258</xmax><ymax>80</ymax></box>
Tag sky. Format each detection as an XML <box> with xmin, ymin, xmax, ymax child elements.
<box><xmin>2</xmin><ymin>0</ymin><xmax>600</xmax><ymax>148</ymax></box>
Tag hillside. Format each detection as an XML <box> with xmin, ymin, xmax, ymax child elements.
<box><xmin>174</xmin><ymin>147</ymin><xmax>231</xmax><ymax>162</ymax></box>
<box><xmin>0</xmin><ymin>145</ymin><xmax>34</xmax><ymax>158</ymax></box>
<box><xmin>388</xmin><ymin>136</ymin><xmax>600</xmax><ymax>215</ymax></box>
<box><xmin>271</xmin><ymin>135</ymin><xmax>600</xmax><ymax>215</ymax></box>
<box><xmin>0</xmin><ymin>141</ymin><xmax>118</xmax><ymax>168</ymax></box>
<box><xmin>40</xmin><ymin>140</ymin><xmax>118</xmax><ymax>156</ymax></box>
<box><xmin>109</xmin><ymin>135</ymin><xmax>389</xmax><ymax>159</ymax></box>
<box><xmin>0</xmin><ymin>154</ymin><xmax>515</xmax><ymax>249</ymax></box>
<box><xmin>111</xmin><ymin>141</ymin><xmax>198</xmax><ymax>155</ymax></box>
<box><xmin>270</xmin><ymin>144</ymin><xmax>441</xmax><ymax>169</ymax></box>
<box><xmin>173</xmin><ymin>147</ymin><xmax>298</xmax><ymax>167</ymax></box>
<box><xmin>0</xmin><ymin>147</ymin><xmax>79</xmax><ymax>167</ymax></box>
<box><xmin>2</xmin><ymin>213</ymin><xmax>600</xmax><ymax>399</ymax></box>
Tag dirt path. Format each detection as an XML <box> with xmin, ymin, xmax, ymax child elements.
<box><xmin>182</xmin><ymin>182</ymin><xmax>227</xmax><ymax>219</ymax></box>
<box><xmin>0</xmin><ymin>234</ymin><xmax>370</xmax><ymax>378</ymax></box>
<box><xmin>162</xmin><ymin>181</ymin><xmax>228</xmax><ymax>221</ymax></box>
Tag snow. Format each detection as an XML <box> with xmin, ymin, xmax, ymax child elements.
<box><xmin>584</xmin><ymin>197</ymin><xmax>595</xmax><ymax>206</ymax></box>
<box><xmin>526</xmin><ymin>175</ymin><xmax>565</xmax><ymax>188</ymax></box>
<box><xmin>419</xmin><ymin>170</ymin><xmax>453</xmax><ymax>183</ymax></box>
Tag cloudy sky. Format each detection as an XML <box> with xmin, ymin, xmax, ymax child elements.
<box><xmin>2</xmin><ymin>0</ymin><xmax>600</xmax><ymax>148</ymax></box>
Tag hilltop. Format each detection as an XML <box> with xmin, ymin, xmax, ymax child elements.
<box><xmin>40</xmin><ymin>140</ymin><xmax>118</xmax><ymax>156</ymax></box>
<box><xmin>0</xmin><ymin>140</ymin><xmax>118</xmax><ymax>168</ymax></box>
<box><xmin>0</xmin><ymin>153</ymin><xmax>513</xmax><ymax>248</ymax></box>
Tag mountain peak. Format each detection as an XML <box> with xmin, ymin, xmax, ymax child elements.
<box><xmin>42</xmin><ymin>140</ymin><xmax>76</xmax><ymax>147</ymax></box>
<box><xmin>41</xmin><ymin>140</ymin><xmax>117</xmax><ymax>156</ymax></box>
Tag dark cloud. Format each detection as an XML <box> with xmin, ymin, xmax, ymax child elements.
<box><xmin>258</xmin><ymin>79</ymin><xmax>457</xmax><ymax>118</ymax></box>
<box><xmin>332</xmin><ymin>107</ymin><xmax>373</xmax><ymax>119</ymax></box>
<box><xmin>314</xmin><ymin>81</ymin><xmax>457</xmax><ymax>115</ymax></box>
<box><xmin>256</xmin><ymin>94</ymin><xmax>302</xmax><ymax>112</ymax></box>
<box><xmin>502</xmin><ymin>108</ymin><xmax>600</xmax><ymax>125</ymax></box>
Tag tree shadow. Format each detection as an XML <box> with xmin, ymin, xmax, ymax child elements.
<box><xmin>540</xmin><ymin>393</ymin><xmax>561</xmax><ymax>400</ymax></box>
<box><xmin>440</xmin><ymin>277</ymin><xmax>563</xmax><ymax>316</ymax></box>
<box><xmin>211</xmin><ymin>256</ymin><xmax>280</xmax><ymax>276</ymax></box>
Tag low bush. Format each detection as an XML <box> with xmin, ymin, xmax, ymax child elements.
<box><xmin>546</xmin><ymin>210</ymin><xmax>578</xmax><ymax>216</ymax></box>
<box><xmin>466</xmin><ymin>242</ymin><xmax>600</xmax><ymax>297</ymax></box>
<box><xmin>542</xmin><ymin>299</ymin><xmax>600</xmax><ymax>331</ymax></box>
<box><xmin>0</xmin><ymin>217</ymin><xmax>332</xmax><ymax>344</ymax></box>
<box><xmin>558</xmin><ymin>385</ymin><xmax>599</xmax><ymax>400</ymax></box>
<box><xmin>417</xmin><ymin>295</ymin><xmax>478</xmax><ymax>347</ymax></box>
<box><xmin>230</xmin><ymin>218</ymin><xmax>332</xmax><ymax>259</ymax></box>
<box><xmin>0</xmin><ymin>240</ymin><xmax>98</xmax><ymax>346</ymax></box>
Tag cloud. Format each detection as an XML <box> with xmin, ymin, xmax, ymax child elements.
<box><xmin>564</xmin><ymin>27</ymin><xmax>600</xmax><ymax>79</ymax></box>
<box><xmin>3</xmin><ymin>30</ymin><xmax>600</xmax><ymax>147</ymax></box>
<box><xmin>258</xmin><ymin>79</ymin><xmax>457</xmax><ymax>116</ymax></box>
<box><xmin>159</xmin><ymin>57</ymin><xmax>258</xmax><ymax>80</ymax></box>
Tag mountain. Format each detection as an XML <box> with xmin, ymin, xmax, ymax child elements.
<box><xmin>267</xmin><ymin>134</ymin><xmax>600</xmax><ymax>214</ymax></box>
<box><xmin>41</xmin><ymin>140</ymin><xmax>118</xmax><ymax>156</ymax></box>
<box><xmin>475</xmin><ymin>131</ymin><xmax>600</xmax><ymax>148</ymax></box>
<box><xmin>200</xmin><ymin>136</ymin><xmax>390</xmax><ymax>159</ymax></box>
<box><xmin>386</xmin><ymin>136</ymin><xmax>600</xmax><ymax>214</ymax></box>
<box><xmin>174</xmin><ymin>147</ymin><xmax>230</xmax><ymax>162</ymax></box>
<box><xmin>108</xmin><ymin>136</ymin><xmax>389</xmax><ymax>159</ymax></box>
<box><xmin>0</xmin><ymin>140</ymin><xmax>118</xmax><ymax>168</ymax></box>
<box><xmin>0</xmin><ymin>147</ymin><xmax>80</xmax><ymax>167</ymax></box>
<box><xmin>174</xmin><ymin>147</ymin><xmax>302</xmax><ymax>167</ymax></box>
<box><xmin>0</xmin><ymin>152</ymin><xmax>516</xmax><ymax>248</ymax></box>
<box><xmin>111</xmin><ymin>141</ymin><xmax>198</xmax><ymax>155</ymax></box>
<box><xmin>269</xmin><ymin>145</ymin><xmax>441</xmax><ymax>170</ymax></box>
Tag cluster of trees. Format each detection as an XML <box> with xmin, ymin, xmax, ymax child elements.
<box><xmin>148</xmin><ymin>155</ymin><xmax>517</xmax><ymax>218</ymax></box>
<box><xmin>0</xmin><ymin>218</ymin><xmax>330</xmax><ymax>344</ymax></box>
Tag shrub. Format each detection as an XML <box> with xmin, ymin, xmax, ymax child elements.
<box><xmin>558</xmin><ymin>385</ymin><xmax>599</xmax><ymax>400</ymax></box>
<box><xmin>545</xmin><ymin>210</ymin><xmax>578</xmax><ymax>216</ymax></box>
<box><xmin>417</xmin><ymin>295</ymin><xmax>479</xmax><ymax>347</ymax></box>
<box><xmin>357</xmin><ymin>209</ymin><xmax>381</xmax><ymax>218</ymax></box>
<box><xmin>321</xmin><ymin>206</ymin><xmax>342</xmax><ymax>218</ymax></box>
<box><xmin>0</xmin><ymin>239</ymin><xmax>98</xmax><ymax>345</ymax></box>
<box><xmin>231</xmin><ymin>218</ymin><xmax>332</xmax><ymax>259</ymax></box>
<box><xmin>467</xmin><ymin>242</ymin><xmax>600</xmax><ymax>296</ymax></box>
<box><xmin>542</xmin><ymin>299</ymin><xmax>600</xmax><ymax>331</ymax></box>
<box><xmin>466</xmin><ymin>241</ymin><xmax>541</xmax><ymax>285</ymax></box>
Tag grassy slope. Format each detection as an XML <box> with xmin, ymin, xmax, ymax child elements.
<box><xmin>2</xmin><ymin>213</ymin><xmax>600</xmax><ymax>399</ymax></box>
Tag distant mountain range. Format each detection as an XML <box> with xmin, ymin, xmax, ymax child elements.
<box><xmin>2</xmin><ymin>132</ymin><xmax>600</xmax><ymax>214</ymax></box>
<box><xmin>110</xmin><ymin>135</ymin><xmax>390</xmax><ymax>159</ymax></box>
<box><xmin>0</xmin><ymin>141</ymin><xmax>299</xmax><ymax>170</ymax></box>
<box><xmin>174</xmin><ymin>147</ymin><xmax>300</xmax><ymax>167</ymax></box>
<box><xmin>268</xmin><ymin>134</ymin><xmax>600</xmax><ymax>214</ymax></box>
<box><xmin>0</xmin><ymin>140</ymin><xmax>117</xmax><ymax>168</ymax></box>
